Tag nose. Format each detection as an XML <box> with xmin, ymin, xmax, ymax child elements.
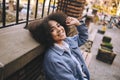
<box><xmin>56</xmin><ymin>27</ymin><xmax>61</xmax><ymax>32</ymax></box>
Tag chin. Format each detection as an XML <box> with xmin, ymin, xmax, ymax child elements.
<box><xmin>62</xmin><ymin>36</ymin><xmax>66</xmax><ymax>40</ymax></box>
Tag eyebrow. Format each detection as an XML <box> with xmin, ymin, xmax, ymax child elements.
<box><xmin>50</xmin><ymin>23</ymin><xmax>59</xmax><ymax>28</ymax></box>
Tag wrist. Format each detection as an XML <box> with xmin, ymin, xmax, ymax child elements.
<box><xmin>75</xmin><ymin>22</ymin><xmax>81</xmax><ymax>26</ymax></box>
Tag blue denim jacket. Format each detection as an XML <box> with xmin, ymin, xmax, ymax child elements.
<box><xmin>44</xmin><ymin>24</ymin><xmax>90</xmax><ymax>80</ymax></box>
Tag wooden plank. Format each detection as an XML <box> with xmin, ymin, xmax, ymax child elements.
<box><xmin>85</xmin><ymin>53</ymin><xmax>92</xmax><ymax>67</ymax></box>
<box><xmin>82</xmin><ymin>51</ymin><xmax>88</xmax><ymax>60</ymax></box>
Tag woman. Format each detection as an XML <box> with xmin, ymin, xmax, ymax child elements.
<box><xmin>29</xmin><ymin>12</ymin><xmax>90</xmax><ymax>80</ymax></box>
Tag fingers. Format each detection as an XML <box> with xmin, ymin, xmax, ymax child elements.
<box><xmin>66</xmin><ymin>17</ymin><xmax>80</xmax><ymax>26</ymax></box>
<box><xmin>66</xmin><ymin>17</ymin><xmax>76</xmax><ymax>26</ymax></box>
<box><xmin>66</xmin><ymin>17</ymin><xmax>72</xmax><ymax>25</ymax></box>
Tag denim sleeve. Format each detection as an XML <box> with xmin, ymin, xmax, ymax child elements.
<box><xmin>46</xmin><ymin>61</ymin><xmax>78</xmax><ymax>80</ymax></box>
<box><xmin>71</xmin><ymin>24</ymin><xmax>88</xmax><ymax>47</ymax></box>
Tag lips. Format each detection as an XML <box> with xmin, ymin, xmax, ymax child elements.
<box><xmin>58</xmin><ymin>32</ymin><xmax>64</xmax><ymax>36</ymax></box>
<box><xmin>57</xmin><ymin>30</ymin><xmax>65</xmax><ymax>37</ymax></box>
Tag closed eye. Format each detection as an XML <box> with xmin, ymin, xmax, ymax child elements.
<box><xmin>50</xmin><ymin>28</ymin><xmax>55</xmax><ymax>32</ymax></box>
<box><xmin>57</xmin><ymin>23</ymin><xmax>61</xmax><ymax>27</ymax></box>
<box><xmin>49</xmin><ymin>23</ymin><xmax>61</xmax><ymax>32</ymax></box>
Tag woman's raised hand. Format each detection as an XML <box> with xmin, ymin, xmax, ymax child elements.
<box><xmin>66</xmin><ymin>17</ymin><xmax>80</xmax><ymax>27</ymax></box>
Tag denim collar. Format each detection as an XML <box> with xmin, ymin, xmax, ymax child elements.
<box><xmin>51</xmin><ymin>41</ymin><xmax>69</xmax><ymax>56</ymax></box>
<box><xmin>50</xmin><ymin>38</ymin><xmax>77</xmax><ymax>56</ymax></box>
<box><xmin>51</xmin><ymin>44</ymin><xmax>65</xmax><ymax>56</ymax></box>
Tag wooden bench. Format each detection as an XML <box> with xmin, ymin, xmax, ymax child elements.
<box><xmin>80</xmin><ymin>40</ymin><xmax>93</xmax><ymax>67</ymax></box>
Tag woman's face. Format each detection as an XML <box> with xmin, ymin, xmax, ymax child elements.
<box><xmin>48</xmin><ymin>20</ymin><xmax>66</xmax><ymax>43</ymax></box>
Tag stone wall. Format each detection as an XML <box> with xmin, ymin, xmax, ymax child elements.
<box><xmin>0</xmin><ymin>24</ymin><xmax>44</xmax><ymax>80</ymax></box>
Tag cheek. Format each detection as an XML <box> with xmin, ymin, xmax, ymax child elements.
<box><xmin>51</xmin><ymin>31</ymin><xmax>57</xmax><ymax>37</ymax></box>
<box><xmin>51</xmin><ymin>32</ymin><xmax>58</xmax><ymax>39</ymax></box>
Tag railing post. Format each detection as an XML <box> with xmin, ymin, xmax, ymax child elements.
<box><xmin>35</xmin><ymin>0</ymin><xmax>39</xmax><ymax>19</ymax></box>
<box><xmin>2</xmin><ymin>0</ymin><xmax>6</xmax><ymax>27</ymax></box>
<box><xmin>47</xmin><ymin>0</ymin><xmax>51</xmax><ymax>15</ymax></box>
<box><xmin>41</xmin><ymin>0</ymin><xmax>46</xmax><ymax>18</ymax></box>
<box><xmin>16</xmin><ymin>0</ymin><xmax>20</xmax><ymax>24</ymax></box>
<box><xmin>24</xmin><ymin>0</ymin><xmax>30</xmax><ymax>29</ymax></box>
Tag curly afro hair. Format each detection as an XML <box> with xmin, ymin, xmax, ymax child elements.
<box><xmin>28</xmin><ymin>12</ymin><xmax>69</xmax><ymax>49</ymax></box>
